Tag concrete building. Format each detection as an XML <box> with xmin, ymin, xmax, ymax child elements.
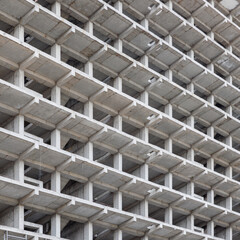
<box><xmin>0</xmin><ymin>0</ymin><xmax>240</xmax><ymax>239</ymax></box>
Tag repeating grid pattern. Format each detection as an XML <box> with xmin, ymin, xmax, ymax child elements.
<box><xmin>0</xmin><ymin>0</ymin><xmax>240</xmax><ymax>239</ymax></box>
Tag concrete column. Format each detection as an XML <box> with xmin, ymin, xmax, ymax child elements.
<box><xmin>165</xmin><ymin>206</ymin><xmax>173</xmax><ymax>225</ymax></box>
<box><xmin>187</xmin><ymin>181</ymin><xmax>194</xmax><ymax>197</ymax></box>
<box><xmin>225</xmin><ymin>135</ymin><xmax>232</xmax><ymax>148</ymax></box>
<box><xmin>226</xmin><ymin>227</ymin><xmax>232</xmax><ymax>240</ymax></box>
<box><xmin>165</xmin><ymin>35</ymin><xmax>172</xmax><ymax>45</ymax></box>
<box><xmin>165</xmin><ymin>69</ymin><xmax>173</xmax><ymax>82</ymax></box>
<box><xmin>186</xmin><ymin>214</ymin><xmax>194</xmax><ymax>230</ymax></box>
<box><xmin>113</xmin><ymin>146</ymin><xmax>123</xmax><ymax>240</ymax></box>
<box><xmin>14</xmin><ymin>159</ymin><xmax>24</xmax><ymax>183</ymax></box>
<box><xmin>51</xmin><ymin>2</ymin><xmax>61</xmax><ymax>61</ymax></box>
<box><xmin>14</xmin><ymin>24</ymin><xmax>24</xmax><ymax>42</ymax></box>
<box><xmin>114</xmin><ymin>1</ymin><xmax>123</xmax><ymax>12</ymax></box>
<box><xmin>207</xmin><ymin>189</ymin><xmax>214</xmax><ymax>204</ymax></box>
<box><xmin>13</xmin><ymin>115</ymin><xmax>25</xmax><ymax>135</ymax></box>
<box><xmin>51</xmin><ymin>214</ymin><xmax>61</xmax><ymax>237</ymax></box>
<box><xmin>164</xmin><ymin>103</ymin><xmax>173</xmax><ymax>117</ymax></box>
<box><xmin>14</xmin><ymin>205</ymin><xmax>24</xmax><ymax>230</ymax></box>
<box><xmin>114</xmin><ymin>77</ymin><xmax>122</xmax><ymax>92</ymax></box>
<box><xmin>187</xmin><ymin>115</ymin><xmax>194</xmax><ymax>162</ymax></box>
<box><xmin>187</xmin><ymin>49</ymin><xmax>194</xmax><ymax>59</ymax></box>
<box><xmin>84</xmin><ymin>91</ymin><xmax>94</xmax><ymax>161</ymax></box>
<box><xmin>187</xmin><ymin>82</ymin><xmax>194</xmax><ymax>93</ymax></box>
<box><xmin>207</xmin><ymin>126</ymin><xmax>214</xmax><ymax>138</ymax></box>
<box><xmin>207</xmin><ymin>221</ymin><xmax>214</xmax><ymax>236</ymax></box>
<box><xmin>51</xmin><ymin>85</ymin><xmax>61</xmax><ymax>105</ymax></box>
<box><xmin>207</xmin><ymin>158</ymin><xmax>214</xmax><ymax>171</ymax></box>
<box><xmin>226</xmin><ymin>75</ymin><xmax>233</xmax><ymax>85</ymax></box>
<box><xmin>207</xmin><ymin>94</ymin><xmax>214</xmax><ymax>105</ymax></box>
<box><xmin>141</xmin><ymin>19</ymin><xmax>149</xmax><ymax>30</ymax></box>
<box><xmin>114</xmin><ymin>229</ymin><xmax>122</xmax><ymax>240</ymax></box>
<box><xmin>165</xmin><ymin>138</ymin><xmax>172</xmax><ymax>153</ymax></box>
<box><xmin>51</xmin><ymin>171</ymin><xmax>61</xmax><ymax>193</ymax></box>
<box><xmin>113</xmin><ymin>75</ymin><xmax>123</xmax><ymax>239</ymax></box>
<box><xmin>83</xmin><ymin>97</ymin><xmax>93</xmax><ymax>200</ymax></box>
<box><xmin>140</xmin><ymin>90</ymin><xmax>149</xmax><ymax>105</ymax></box>
<box><xmin>113</xmin><ymin>0</ymin><xmax>123</xmax><ymax>53</ymax></box>
<box><xmin>51</xmin><ymin>129</ymin><xmax>61</xmax><ymax>148</ymax></box>
<box><xmin>84</xmin><ymin>181</ymin><xmax>93</xmax><ymax>202</ymax></box>
<box><xmin>51</xmin><ymin>43</ymin><xmax>61</xmax><ymax>61</ymax></box>
<box><xmin>52</xmin><ymin>1</ymin><xmax>61</xmax><ymax>16</ymax></box>
<box><xmin>84</xmin><ymin>221</ymin><xmax>93</xmax><ymax>240</ymax></box>
<box><xmin>140</xmin><ymin>55</ymin><xmax>149</xmax><ymax>68</ymax></box>
<box><xmin>165</xmin><ymin>172</ymin><xmax>173</xmax><ymax>189</ymax></box>
<box><xmin>84</xmin><ymin>21</ymin><xmax>93</xmax><ymax>35</ymax></box>
<box><xmin>10</xmin><ymin>26</ymin><xmax>24</xmax><ymax>89</ymax></box>
<box><xmin>14</xmin><ymin>69</ymin><xmax>25</xmax><ymax>88</ymax></box>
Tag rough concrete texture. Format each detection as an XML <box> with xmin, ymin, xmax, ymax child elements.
<box><xmin>0</xmin><ymin>0</ymin><xmax>240</xmax><ymax>239</ymax></box>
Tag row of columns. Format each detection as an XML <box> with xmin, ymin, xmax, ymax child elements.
<box><xmin>5</xmin><ymin>0</ymin><xmax>235</xmax><ymax>239</ymax></box>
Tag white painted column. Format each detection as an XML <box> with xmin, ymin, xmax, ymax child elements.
<box><xmin>83</xmin><ymin>45</ymin><xmax>94</xmax><ymax>240</ymax></box>
<box><xmin>207</xmin><ymin>157</ymin><xmax>214</xmax><ymax>236</ymax></box>
<box><xmin>50</xmin><ymin>3</ymin><xmax>62</xmax><ymax>237</ymax></box>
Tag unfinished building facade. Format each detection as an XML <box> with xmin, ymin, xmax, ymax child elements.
<box><xmin>0</xmin><ymin>0</ymin><xmax>240</xmax><ymax>239</ymax></box>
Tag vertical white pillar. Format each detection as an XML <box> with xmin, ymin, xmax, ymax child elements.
<box><xmin>165</xmin><ymin>206</ymin><xmax>173</xmax><ymax>225</ymax></box>
<box><xmin>14</xmin><ymin>25</ymin><xmax>24</xmax><ymax>42</ymax></box>
<box><xmin>51</xmin><ymin>214</ymin><xmax>61</xmax><ymax>237</ymax></box>
<box><xmin>14</xmin><ymin>205</ymin><xmax>24</xmax><ymax>230</ymax></box>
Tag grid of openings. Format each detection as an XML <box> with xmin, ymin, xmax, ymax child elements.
<box><xmin>0</xmin><ymin>0</ymin><xmax>240</xmax><ymax>239</ymax></box>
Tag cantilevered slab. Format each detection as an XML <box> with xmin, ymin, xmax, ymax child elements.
<box><xmin>215</xmin><ymin>52</ymin><xmax>240</xmax><ymax>76</ymax></box>
<box><xmin>148</xmin><ymin>151</ymin><xmax>182</xmax><ymax>170</ymax></box>
<box><xmin>171</xmin><ymin>22</ymin><xmax>204</xmax><ymax>51</ymax></box>
<box><xmin>148</xmin><ymin>4</ymin><xmax>183</xmax><ymax>37</ymax></box>
<box><xmin>92</xmin><ymin>4</ymin><xmax>132</xmax><ymax>37</ymax></box>
<box><xmin>123</xmin><ymin>0</ymin><xmax>158</xmax><ymax>18</ymax></box>
<box><xmin>0</xmin><ymin>176</ymin><xmax>34</xmax><ymax>200</ymax></box>
<box><xmin>0</xmin><ymin>79</ymin><xmax>35</xmax><ymax>109</ymax></box>
<box><xmin>62</xmin><ymin>27</ymin><xmax>103</xmax><ymax>60</ymax></box>
<box><xmin>93</xmin><ymin>127</ymin><xmax>131</xmax><ymax>151</ymax></box>
<box><xmin>174</xmin><ymin>0</ymin><xmax>204</xmax><ymax>16</ymax></box>
<box><xmin>171</xmin><ymin>92</ymin><xmax>204</xmax><ymax>113</ymax></box>
<box><xmin>122</xmin><ymin>24</ymin><xmax>159</xmax><ymax>53</ymax></box>
<box><xmin>63</xmin><ymin>114</ymin><xmax>103</xmax><ymax>141</ymax></box>
<box><xmin>194</xmin><ymin>37</ymin><xmax>224</xmax><ymax>64</ymax></box>
<box><xmin>26</xmin><ymin>143</ymin><xmax>71</xmax><ymax>168</ymax></box>
<box><xmin>91</xmin><ymin>86</ymin><xmax>132</xmax><ymax>114</ymax></box>
<box><xmin>93</xmin><ymin>46</ymin><xmax>133</xmax><ymax>76</ymax></box>
<box><xmin>60</xmin><ymin>0</ymin><xmax>103</xmax><ymax>19</ymax></box>
<box><xmin>0</xmin><ymin>31</ymin><xmax>33</xmax><ymax>65</ymax></box>
<box><xmin>120</xmin><ymin>62</ymin><xmax>158</xmax><ymax>88</ymax></box>
<box><xmin>172</xmin><ymin>161</ymin><xmax>203</xmax><ymax>179</ymax></box>
<box><xmin>150</xmin><ymin>225</ymin><xmax>182</xmax><ymax>238</ymax></box>
<box><xmin>195</xmin><ymin>171</ymin><xmax>224</xmax><ymax>188</ymax></box>
<box><xmin>174</xmin><ymin>197</ymin><xmax>203</xmax><ymax>212</ymax></box>
<box><xmin>172</xmin><ymin>58</ymin><xmax>204</xmax><ymax>82</ymax></box>
<box><xmin>193</xmin><ymin>3</ymin><xmax>224</xmax><ymax>33</ymax></box>
<box><xmin>193</xmin><ymin>71</ymin><xmax>223</xmax><ymax>93</ymax></box>
<box><xmin>0</xmin><ymin>128</ymin><xmax>34</xmax><ymax>155</ymax></box>
<box><xmin>25</xmin><ymin>7</ymin><xmax>70</xmax><ymax>40</ymax></box>
<box><xmin>149</xmin><ymin>115</ymin><xmax>182</xmax><ymax>137</ymax></box>
<box><xmin>123</xmin><ymin>102</ymin><xmax>157</xmax><ymax>124</ymax></box>
<box><xmin>214</xmin><ymin>19</ymin><xmax>240</xmax><ymax>45</ymax></box>
<box><xmin>194</xmin><ymin>138</ymin><xmax>224</xmax><ymax>157</ymax></box>
<box><xmin>24</xmin><ymin>98</ymin><xmax>72</xmax><ymax>127</ymax></box>
<box><xmin>63</xmin><ymin>198</ymin><xmax>103</xmax><ymax>219</ymax></box>
<box><xmin>61</xmin><ymin>156</ymin><xmax>103</xmax><ymax>180</ymax></box>
<box><xmin>148</xmin><ymin>41</ymin><xmax>182</xmax><ymax>70</ymax></box>
<box><xmin>24</xmin><ymin>189</ymin><xmax>71</xmax><ymax>210</ymax></box>
<box><xmin>0</xmin><ymin>0</ymin><xmax>33</xmax><ymax>20</ymax></box>
<box><xmin>194</xmin><ymin>105</ymin><xmax>225</xmax><ymax>126</ymax></box>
